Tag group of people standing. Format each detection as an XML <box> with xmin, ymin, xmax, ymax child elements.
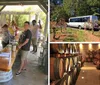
<box><xmin>1</xmin><ymin>19</ymin><xmax>42</xmax><ymax>75</ymax></box>
<box><xmin>2</xmin><ymin>20</ymin><xmax>18</xmax><ymax>48</ymax></box>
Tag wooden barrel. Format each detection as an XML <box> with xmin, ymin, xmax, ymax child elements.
<box><xmin>60</xmin><ymin>75</ymin><xmax>69</xmax><ymax>85</ymax></box>
<box><xmin>78</xmin><ymin>55</ymin><xmax>82</xmax><ymax>62</ymax></box>
<box><xmin>73</xmin><ymin>56</ymin><xmax>78</xmax><ymax>65</ymax></box>
<box><xmin>50</xmin><ymin>44</ymin><xmax>68</xmax><ymax>54</ymax></box>
<box><xmin>50</xmin><ymin>80</ymin><xmax>61</xmax><ymax>85</ymax></box>
<box><xmin>93</xmin><ymin>59</ymin><xmax>97</xmax><ymax>65</ymax></box>
<box><xmin>73</xmin><ymin>67</ymin><xmax>78</xmax><ymax>83</ymax></box>
<box><xmin>50</xmin><ymin>75</ymin><xmax>68</xmax><ymax>85</ymax></box>
<box><xmin>64</xmin><ymin>58</ymin><xmax>69</xmax><ymax>72</ymax></box>
<box><xmin>96</xmin><ymin>60</ymin><xmax>100</xmax><ymax>70</ymax></box>
<box><xmin>50</xmin><ymin>57</ymin><xmax>64</xmax><ymax>81</ymax></box>
<box><xmin>67</xmin><ymin>73</ymin><xmax>74</xmax><ymax>85</ymax></box>
<box><xmin>51</xmin><ymin>73</ymin><xmax>74</xmax><ymax>85</ymax></box>
<box><xmin>87</xmin><ymin>58</ymin><xmax>92</xmax><ymax>62</ymax></box>
<box><xmin>69</xmin><ymin>57</ymin><xmax>74</xmax><ymax>71</ymax></box>
<box><xmin>77</xmin><ymin>63</ymin><xmax>81</xmax><ymax>72</ymax></box>
<box><xmin>50</xmin><ymin>44</ymin><xmax>60</xmax><ymax>53</ymax></box>
<box><xmin>77</xmin><ymin>55</ymin><xmax>82</xmax><ymax>67</ymax></box>
<box><xmin>62</xmin><ymin>73</ymin><xmax>74</xmax><ymax>85</ymax></box>
<box><xmin>90</xmin><ymin>54</ymin><xmax>93</xmax><ymax>58</ymax></box>
<box><xmin>55</xmin><ymin>54</ymin><xmax>61</xmax><ymax>58</ymax></box>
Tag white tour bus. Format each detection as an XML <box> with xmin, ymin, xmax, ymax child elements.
<box><xmin>67</xmin><ymin>15</ymin><xmax>98</xmax><ymax>29</ymax></box>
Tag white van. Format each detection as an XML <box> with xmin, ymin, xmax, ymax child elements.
<box><xmin>67</xmin><ymin>15</ymin><xmax>99</xmax><ymax>30</ymax></box>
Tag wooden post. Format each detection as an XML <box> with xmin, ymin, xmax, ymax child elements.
<box><xmin>29</xmin><ymin>14</ymin><xmax>31</xmax><ymax>22</ymax></box>
<box><xmin>43</xmin><ymin>14</ymin><xmax>48</xmax><ymax>41</ymax></box>
<box><xmin>35</xmin><ymin>13</ymin><xmax>39</xmax><ymax>24</ymax></box>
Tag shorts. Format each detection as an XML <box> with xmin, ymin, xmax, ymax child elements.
<box><xmin>32</xmin><ymin>38</ymin><xmax>38</xmax><ymax>45</ymax></box>
<box><xmin>21</xmin><ymin>50</ymin><xmax>29</xmax><ymax>61</ymax></box>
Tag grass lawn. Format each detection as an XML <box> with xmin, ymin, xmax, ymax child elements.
<box><xmin>50</xmin><ymin>27</ymin><xmax>100</xmax><ymax>42</ymax></box>
<box><xmin>63</xmin><ymin>28</ymin><xmax>86</xmax><ymax>42</ymax></box>
<box><xmin>50</xmin><ymin>27</ymin><xmax>87</xmax><ymax>42</ymax></box>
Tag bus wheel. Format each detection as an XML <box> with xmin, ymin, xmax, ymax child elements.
<box><xmin>78</xmin><ymin>26</ymin><xmax>82</xmax><ymax>29</ymax></box>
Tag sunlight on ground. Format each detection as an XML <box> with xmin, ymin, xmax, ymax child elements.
<box><xmin>81</xmin><ymin>67</ymin><xmax>97</xmax><ymax>70</ymax></box>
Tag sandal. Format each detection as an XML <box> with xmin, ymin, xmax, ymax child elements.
<box><xmin>22</xmin><ymin>69</ymin><xmax>27</xmax><ymax>71</ymax></box>
<box><xmin>16</xmin><ymin>72</ymin><xmax>21</xmax><ymax>76</ymax></box>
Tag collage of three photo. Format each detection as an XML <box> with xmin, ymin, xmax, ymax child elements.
<box><xmin>0</xmin><ymin>0</ymin><xmax>100</xmax><ymax>85</ymax></box>
<box><xmin>50</xmin><ymin>0</ymin><xmax>100</xmax><ymax>85</ymax></box>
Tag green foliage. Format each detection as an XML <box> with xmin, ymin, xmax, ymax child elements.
<box><xmin>87</xmin><ymin>0</ymin><xmax>100</xmax><ymax>6</ymax></box>
<box><xmin>51</xmin><ymin>6</ymin><xmax>69</xmax><ymax>21</ymax></box>
<box><xmin>51</xmin><ymin>0</ymin><xmax>100</xmax><ymax>21</ymax></box>
<box><xmin>15</xmin><ymin>15</ymin><xmax>29</xmax><ymax>28</ymax></box>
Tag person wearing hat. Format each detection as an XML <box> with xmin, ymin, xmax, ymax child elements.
<box><xmin>2</xmin><ymin>24</ymin><xmax>12</xmax><ymax>48</ymax></box>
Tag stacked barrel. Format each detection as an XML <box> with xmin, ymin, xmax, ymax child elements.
<box><xmin>86</xmin><ymin>50</ymin><xmax>95</xmax><ymax>62</ymax></box>
<box><xmin>85</xmin><ymin>49</ymin><xmax>100</xmax><ymax>70</ymax></box>
<box><xmin>50</xmin><ymin>44</ymin><xmax>82</xmax><ymax>85</ymax></box>
<box><xmin>93</xmin><ymin>50</ymin><xmax>100</xmax><ymax>70</ymax></box>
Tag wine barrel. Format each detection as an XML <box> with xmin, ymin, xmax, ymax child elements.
<box><xmin>93</xmin><ymin>59</ymin><xmax>97</xmax><ymax>65</ymax></box>
<box><xmin>55</xmin><ymin>54</ymin><xmax>61</xmax><ymax>58</ymax></box>
<box><xmin>73</xmin><ymin>67</ymin><xmax>78</xmax><ymax>83</ymax></box>
<box><xmin>51</xmin><ymin>75</ymin><xmax>69</xmax><ymax>85</ymax></box>
<box><xmin>96</xmin><ymin>60</ymin><xmax>100</xmax><ymax>70</ymax></box>
<box><xmin>50</xmin><ymin>80</ymin><xmax>61</xmax><ymax>85</ymax></box>
<box><xmin>64</xmin><ymin>58</ymin><xmax>69</xmax><ymax>72</ymax></box>
<box><xmin>90</xmin><ymin>54</ymin><xmax>93</xmax><ymax>58</ymax></box>
<box><xmin>69</xmin><ymin>57</ymin><xmax>74</xmax><ymax>71</ymax></box>
<box><xmin>73</xmin><ymin>56</ymin><xmax>78</xmax><ymax>65</ymax></box>
<box><xmin>87</xmin><ymin>58</ymin><xmax>92</xmax><ymax>62</ymax></box>
<box><xmin>50</xmin><ymin>44</ymin><xmax>68</xmax><ymax>54</ymax></box>
<box><xmin>78</xmin><ymin>55</ymin><xmax>82</xmax><ymax>62</ymax></box>
<box><xmin>77</xmin><ymin>63</ymin><xmax>81</xmax><ymax>72</ymax></box>
<box><xmin>50</xmin><ymin>57</ymin><xmax>64</xmax><ymax>81</ymax></box>
<box><xmin>67</xmin><ymin>73</ymin><xmax>74</xmax><ymax>85</ymax></box>
<box><xmin>60</xmin><ymin>75</ymin><xmax>68</xmax><ymax>85</ymax></box>
<box><xmin>53</xmin><ymin>73</ymin><xmax>74</xmax><ymax>85</ymax></box>
<box><xmin>50</xmin><ymin>44</ymin><xmax>59</xmax><ymax>53</ymax></box>
<box><xmin>77</xmin><ymin>55</ymin><xmax>82</xmax><ymax>67</ymax></box>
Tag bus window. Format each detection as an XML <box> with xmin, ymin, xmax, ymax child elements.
<box><xmin>85</xmin><ymin>17</ymin><xmax>90</xmax><ymax>22</ymax></box>
<box><xmin>69</xmin><ymin>17</ymin><xmax>90</xmax><ymax>22</ymax></box>
<box><xmin>70</xmin><ymin>19</ymin><xmax>75</xmax><ymax>22</ymax></box>
<box><xmin>92</xmin><ymin>16</ymin><xmax>98</xmax><ymax>21</ymax></box>
<box><xmin>70</xmin><ymin>18</ymin><xmax>82</xmax><ymax>22</ymax></box>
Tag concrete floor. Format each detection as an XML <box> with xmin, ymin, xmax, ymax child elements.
<box><xmin>0</xmin><ymin>45</ymin><xmax>47</xmax><ymax>85</ymax></box>
<box><xmin>76</xmin><ymin>62</ymin><xmax>100</xmax><ymax>85</ymax></box>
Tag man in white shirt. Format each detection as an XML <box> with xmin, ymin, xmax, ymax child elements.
<box><xmin>31</xmin><ymin>20</ymin><xmax>42</xmax><ymax>53</ymax></box>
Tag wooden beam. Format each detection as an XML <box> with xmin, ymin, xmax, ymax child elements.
<box><xmin>0</xmin><ymin>5</ymin><xmax>6</xmax><ymax>12</ymax></box>
<box><xmin>0</xmin><ymin>0</ymin><xmax>48</xmax><ymax>13</ymax></box>
<box><xmin>0</xmin><ymin>1</ymin><xmax>39</xmax><ymax>5</ymax></box>
<box><xmin>0</xmin><ymin>11</ymin><xmax>30</xmax><ymax>15</ymax></box>
<box><xmin>38</xmin><ymin>0</ymin><xmax>48</xmax><ymax>11</ymax></box>
<box><xmin>38</xmin><ymin>3</ymin><xmax>47</xmax><ymax>14</ymax></box>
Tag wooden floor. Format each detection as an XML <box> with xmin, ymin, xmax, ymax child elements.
<box><xmin>76</xmin><ymin>62</ymin><xmax>100</xmax><ymax>85</ymax></box>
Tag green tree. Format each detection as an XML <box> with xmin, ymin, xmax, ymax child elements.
<box><xmin>51</xmin><ymin>6</ymin><xmax>68</xmax><ymax>21</ymax></box>
<box><xmin>63</xmin><ymin>0</ymin><xmax>100</xmax><ymax>20</ymax></box>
